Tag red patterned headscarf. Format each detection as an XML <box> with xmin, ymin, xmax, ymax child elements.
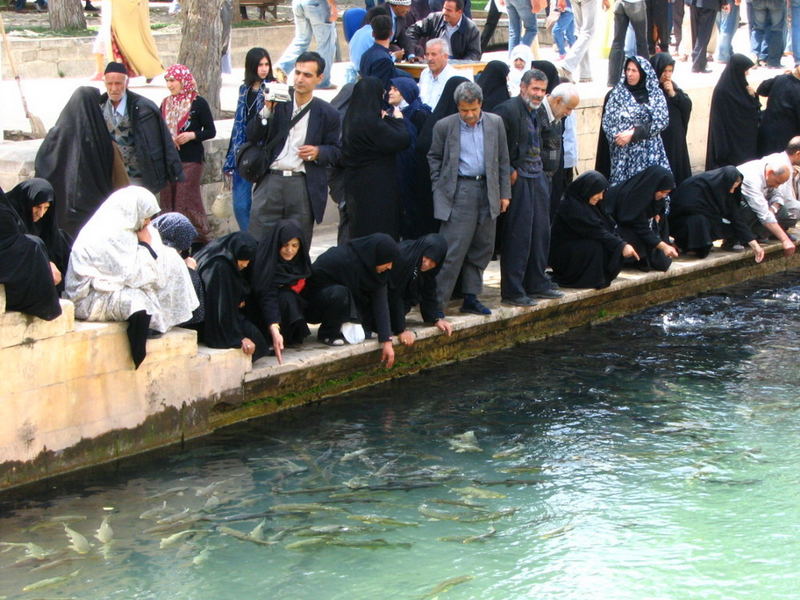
<box><xmin>161</xmin><ymin>63</ymin><xmax>198</xmax><ymax>137</ymax></box>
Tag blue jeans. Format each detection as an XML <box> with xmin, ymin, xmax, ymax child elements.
<box><xmin>232</xmin><ymin>171</ymin><xmax>254</xmax><ymax>232</ymax></box>
<box><xmin>553</xmin><ymin>11</ymin><xmax>576</xmax><ymax>55</ymax></box>
<box><xmin>277</xmin><ymin>0</ymin><xmax>337</xmax><ymax>86</ymax></box>
<box><xmin>792</xmin><ymin>0</ymin><xmax>800</xmax><ymax>66</ymax></box>
<box><xmin>750</xmin><ymin>0</ymin><xmax>786</xmax><ymax>66</ymax></box>
<box><xmin>507</xmin><ymin>0</ymin><xmax>539</xmax><ymax>52</ymax></box>
<box><xmin>716</xmin><ymin>3</ymin><xmax>739</xmax><ymax>63</ymax></box>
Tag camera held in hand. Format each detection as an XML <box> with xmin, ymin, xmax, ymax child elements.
<box><xmin>262</xmin><ymin>82</ymin><xmax>290</xmax><ymax>103</ymax></box>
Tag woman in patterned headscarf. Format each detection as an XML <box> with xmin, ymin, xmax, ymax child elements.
<box><xmin>160</xmin><ymin>64</ymin><xmax>216</xmax><ymax>245</ymax></box>
<box><xmin>600</xmin><ymin>56</ymin><xmax>671</xmax><ymax>185</ymax></box>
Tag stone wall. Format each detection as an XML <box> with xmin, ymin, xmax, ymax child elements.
<box><xmin>0</xmin><ymin>284</ymin><xmax>251</xmax><ymax>488</ymax></box>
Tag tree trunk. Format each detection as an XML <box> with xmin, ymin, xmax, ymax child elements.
<box><xmin>178</xmin><ymin>0</ymin><xmax>224</xmax><ymax>117</ymax></box>
<box><xmin>232</xmin><ymin>0</ymin><xmax>242</xmax><ymax>24</ymax></box>
<box><xmin>49</xmin><ymin>0</ymin><xmax>87</xmax><ymax>31</ymax></box>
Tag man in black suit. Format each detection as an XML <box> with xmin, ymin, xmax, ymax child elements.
<box><xmin>405</xmin><ymin>0</ymin><xmax>481</xmax><ymax>61</ymax></box>
<box><xmin>246</xmin><ymin>51</ymin><xmax>342</xmax><ymax>244</ymax></box>
<box><xmin>360</xmin><ymin>15</ymin><xmax>414</xmax><ymax>87</ymax></box>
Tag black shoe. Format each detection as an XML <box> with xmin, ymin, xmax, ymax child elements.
<box><xmin>319</xmin><ymin>336</ymin><xmax>345</xmax><ymax>346</ymax></box>
<box><xmin>502</xmin><ymin>296</ymin><xmax>537</xmax><ymax>307</ymax></box>
<box><xmin>85</xmin><ymin>2</ymin><xmax>99</xmax><ymax>11</ymax></box>
<box><xmin>460</xmin><ymin>294</ymin><xmax>491</xmax><ymax>315</ymax></box>
<box><xmin>529</xmin><ymin>288</ymin><xmax>565</xmax><ymax>299</ymax></box>
<box><xmin>692</xmin><ymin>67</ymin><xmax>712</xmax><ymax>73</ymax></box>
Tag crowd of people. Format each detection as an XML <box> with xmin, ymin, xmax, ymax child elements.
<box><xmin>3</xmin><ymin>0</ymin><xmax>800</xmax><ymax>372</ymax></box>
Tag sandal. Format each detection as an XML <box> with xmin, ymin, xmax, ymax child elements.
<box><xmin>320</xmin><ymin>336</ymin><xmax>345</xmax><ymax>346</ymax></box>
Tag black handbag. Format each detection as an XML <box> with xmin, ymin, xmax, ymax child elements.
<box><xmin>235</xmin><ymin>102</ymin><xmax>313</xmax><ymax>183</ymax></box>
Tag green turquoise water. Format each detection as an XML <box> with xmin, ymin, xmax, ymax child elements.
<box><xmin>2</xmin><ymin>273</ymin><xmax>800</xmax><ymax>599</ymax></box>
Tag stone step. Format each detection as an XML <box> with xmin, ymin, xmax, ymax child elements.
<box><xmin>0</xmin><ymin>299</ymin><xmax>74</xmax><ymax>350</ymax></box>
<box><xmin>1</xmin><ymin>320</ymin><xmax>200</xmax><ymax>392</ymax></box>
<box><xmin>0</xmin><ymin>284</ymin><xmax>4</xmax><ymax>313</ymax></box>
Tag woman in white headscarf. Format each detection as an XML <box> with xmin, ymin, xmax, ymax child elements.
<box><xmin>65</xmin><ymin>186</ymin><xmax>198</xmax><ymax>367</ymax></box>
<box><xmin>507</xmin><ymin>44</ymin><xmax>533</xmax><ymax>95</ymax></box>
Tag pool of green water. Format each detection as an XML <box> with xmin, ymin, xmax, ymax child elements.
<box><xmin>2</xmin><ymin>273</ymin><xmax>800</xmax><ymax>600</ymax></box>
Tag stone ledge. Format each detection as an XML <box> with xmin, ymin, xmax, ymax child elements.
<box><xmin>0</xmin><ymin>299</ymin><xmax>74</xmax><ymax>349</ymax></box>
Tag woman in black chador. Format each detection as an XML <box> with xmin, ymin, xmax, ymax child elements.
<box><xmin>604</xmin><ymin>165</ymin><xmax>679</xmax><ymax>272</ymax></box>
<box><xmin>389</xmin><ymin>233</ymin><xmax>452</xmax><ymax>345</ymax></box>
<box><xmin>342</xmin><ymin>77</ymin><xmax>410</xmax><ymax>241</ymax></box>
<box><xmin>549</xmin><ymin>171</ymin><xmax>640</xmax><ymax>289</ymax></box>
<box><xmin>669</xmin><ymin>166</ymin><xmax>765</xmax><ymax>262</ymax></box>
<box><xmin>304</xmin><ymin>233</ymin><xmax>399</xmax><ymax>368</ymax></box>
<box><xmin>194</xmin><ymin>232</ymin><xmax>267</xmax><ymax>361</ymax></box>
<box><xmin>706</xmin><ymin>54</ymin><xmax>761</xmax><ymax>170</ymax></box>
<box><xmin>649</xmin><ymin>53</ymin><xmax>692</xmax><ymax>185</ymax></box>
<box><xmin>34</xmin><ymin>86</ymin><xmax>118</xmax><ymax>238</ymax></box>
<box><xmin>249</xmin><ymin>219</ymin><xmax>312</xmax><ymax>359</ymax></box>
<box><xmin>5</xmin><ymin>178</ymin><xmax>73</xmax><ymax>279</ymax></box>
<box><xmin>0</xmin><ymin>190</ymin><xmax>61</xmax><ymax>321</ymax></box>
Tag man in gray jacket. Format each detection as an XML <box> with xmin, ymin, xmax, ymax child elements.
<box><xmin>428</xmin><ymin>81</ymin><xmax>511</xmax><ymax>316</ymax></box>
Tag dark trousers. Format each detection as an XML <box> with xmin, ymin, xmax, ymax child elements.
<box><xmin>608</xmin><ymin>0</ymin><xmax>649</xmax><ymax>86</ymax></box>
<box><xmin>690</xmin><ymin>6</ymin><xmax>717</xmax><ymax>71</ymax></box>
<box><xmin>673</xmin><ymin>0</ymin><xmax>685</xmax><ymax>47</ymax></box>
<box><xmin>249</xmin><ymin>173</ymin><xmax>314</xmax><ymax>245</ymax></box>
<box><xmin>500</xmin><ymin>172</ymin><xmax>552</xmax><ymax>298</ymax></box>
<box><xmin>436</xmin><ymin>179</ymin><xmax>495</xmax><ymax>310</ymax></box>
<box><xmin>646</xmin><ymin>0</ymin><xmax>670</xmax><ymax>53</ymax></box>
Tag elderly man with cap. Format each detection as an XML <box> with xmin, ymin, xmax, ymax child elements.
<box><xmin>101</xmin><ymin>61</ymin><xmax>183</xmax><ymax>194</ymax></box>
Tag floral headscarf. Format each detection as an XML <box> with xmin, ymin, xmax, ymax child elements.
<box><xmin>161</xmin><ymin>63</ymin><xmax>198</xmax><ymax>137</ymax></box>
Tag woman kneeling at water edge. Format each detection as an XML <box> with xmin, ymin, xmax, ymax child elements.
<box><xmin>304</xmin><ymin>233</ymin><xmax>399</xmax><ymax>368</ymax></box>
<box><xmin>549</xmin><ymin>171</ymin><xmax>640</xmax><ymax>289</ymax></box>
<box><xmin>195</xmin><ymin>232</ymin><xmax>266</xmax><ymax>361</ymax></box>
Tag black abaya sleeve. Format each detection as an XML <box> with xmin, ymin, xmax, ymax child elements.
<box><xmin>370</xmin><ymin>284</ymin><xmax>393</xmax><ymax>343</ymax></box>
<box><xmin>388</xmin><ymin>284</ymin><xmax>407</xmax><ymax>335</ymax></box>
<box><xmin>374</xmin><ymin>117</ymin><xmax>412</xmax><ymax>153</ymax></box>
<box><xmin>729</xmin><ymin>200</ymin><xmax>758</xmax><ymax>246</ymax></box>
<box><xmin>201</xmin><ymin>260</ymin><xmax>247</xmax><ymax>349</ymax></box>
<box><xmin>673</xmin><ymin>89</ymin><xmax>692</xmax><ymax>129</ymax></box>
<box><xmin>630</xmin><ymin>214</ymin><xmax>662</xmax><ymax>249</ymax></box>
<box><xmin>417</xmin><ymin>274</ymin><xmax>443</xmax><ymax>324</ymax></box>
<box><xmin>560</xmin><ymin>204</ymin><xmax>628</xmax><ymax>254</ymax></box>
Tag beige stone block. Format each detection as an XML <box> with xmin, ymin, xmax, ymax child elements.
<box><xmin>0</xmin><ymin>299</ymin><xmax>74</xmax><ymax>349</ymax></box>
<box><xmin>0</xmin><ymin>284</ymin><xmax>5</xmax><ymax>313</ymax></box>
<box><xmin>0</xmin><ymin>322</ymin><xmax>131</xmax><ymax>392</ymax></box>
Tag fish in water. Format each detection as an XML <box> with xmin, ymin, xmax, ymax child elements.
<box><xmin>348</xmin><ymin>515</ymin><xmax>419</xmax><ymax>527</ymax></box>
<box><xmin>340</xmin><ymin>448</ymin><xmax>372</xmax><ymax>462</ymax></box>
<box><xmin>249</xmin><ymin>519</ymin><xmax>269</xmax><ymax>541</ymax></box>
<box><xmin>63</xmin><ymin>524</ymin><xmax>91</xmax><ymax>555</ymax></box>
<box><xmin>159</xmin><ymin>529</ymin><xmax>207</xmax><ymax>549</ymax></box>
<box><xmin>22</xmin><ymin>569</ymin><xmax>80</xmax><ymax>592</ymax></box>
<box><xmin>192</xmin><ymin>546</ymin><xmax>211</xmax><ymax>566</ymax></box>
<box><xmin>429</xmin><ymin>498</ymin><xmax>488</xmax><ymax>511</ymax></box>
<box><xmin>28</xmin><ymin>557</ymin><xmax>84</xmax><ymax>573</ymax></box>
<box><xmin>328</xmin><ymin>538</ymin><xmax>412</xmax><ymax>550</ymax></box>
<box><xmin>448</xmin><ymin>431</ymin><xmax>483</xmax><ymax>453</ymax></box>
<box><xmin>156</xmin><ymin>508</ymin><xmax>193</xmax><ymax>524</ymax></box>
<box><xmin>202</xmin><ymin>495</ymin><xmax>222</xmax><ymax>512</ymax></box>
<box><xmin>94</xmin><ymin>516</ymin><xmax>113</xmax><ymax>545</ymax></box>
<box><xmin>0</xmin><ymin>541</ymin><xmax>50</xmax><ymax>560</ymax></box>
<box><xmin>217</xmin><ymin>526</ymin><xmax>277</xmax><ymax>546</ymax></box>
<box><xmin>539</xmin><ymin>523</ymin><xmax>574</xmax><ymax>539</ymax></box>
<box><xmin>139</xmin><ymin>501</ymin><xmax>168</xmax><ymax>520</ymax></box>
<box><xmin>48</xmin><ymin>515</ymin><xmax>87</xmax><ymax>524</ymax></box>
<box><xmin>498</xmin><ymin>466</ymin><xmax>544</xmax><ymax>474</ymax></box>
<box><xmin>492</xmin><ymin>444</ymin><xmax>526</xmax><ymax>459</ymax></box>
<box><xmin>271</xmin><ymin>503</ymin><xmax>345</xmax><ymax>513</ymax></box>
<box><xmin>147</xmin><ymin>486</ymin><xmax>189</xmax><ymax>498</ymax></box>
<box><xmin>450</xmin><ymin>486</ymin><xmax>507</xmax><ymax>499</ymax></box>
<box><xmin>418</xmin><ymin>575</ymin><xmax>474</xmax><ymax>599</ymax></box>
<box><xmin>438</xmin><ymin>527</ymin><xmax>497</xmax><ymax>544</ymax></box>
<box><xmin>295</xmin><ymin>525</ymin><xmax>374</xmax><ymax>537</ymax></box>
<box><xmin>195</xmin><ymin>480</ymin><xmax>227</xmax><ymax>498</ymax></box>
<box><xmin>284</xmin><ymin>536</ymin><xmax>332</xmax><ymax>551</ymax></box>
